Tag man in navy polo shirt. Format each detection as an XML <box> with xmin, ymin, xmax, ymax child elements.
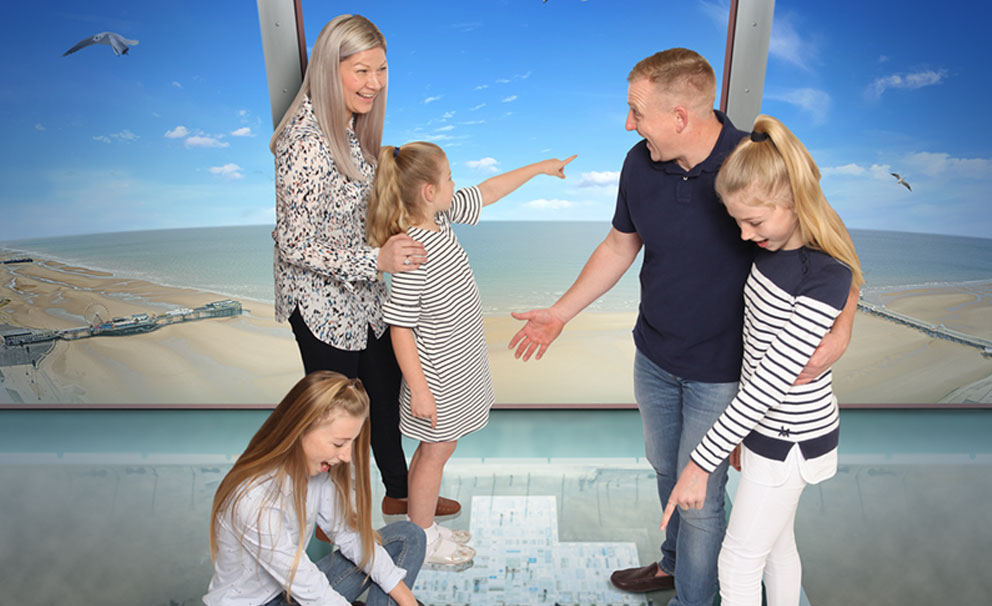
<box><xmin>510</xmin><ymin>48</ymin><xmax>855</xmax><ymax>606</ymax></box>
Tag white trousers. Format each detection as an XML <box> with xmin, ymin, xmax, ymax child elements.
<box><xmin>718</xmin><ymin>446</ymin><xmax>808</xmax><ymax>606</ymax></box>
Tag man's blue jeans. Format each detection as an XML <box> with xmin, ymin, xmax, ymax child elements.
<box><xmin>634</xmin><ymin>350</ymin><xmax>738</xmax><ymax>606</ymax></box>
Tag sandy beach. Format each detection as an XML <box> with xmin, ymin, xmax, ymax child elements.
<box><xmin>2</xmin><ymin>256</ymin><xmax>990</xmax><ymax>406</ymax></box>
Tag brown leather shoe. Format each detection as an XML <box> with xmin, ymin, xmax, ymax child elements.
<box><xmin>381</xmin><ymin>495</ymin><xmax>462</xmax><ymax>516</ymax></box>
<box><xmin>610</xmin><ymin>562</ymin><xmax>675</xmax><ymax>593</ymax></box>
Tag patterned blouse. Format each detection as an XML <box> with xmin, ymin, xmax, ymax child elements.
<box><xmin>272</xmin><ymin>97</ymin><xmax>386</xmax><ymax>351</ymax></box>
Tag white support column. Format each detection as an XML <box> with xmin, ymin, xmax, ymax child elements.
<box><xmin>257</xmin><ymin>0</ymin><xmax>306</xmax><ymax>130</ymax></box>
<box><xmin>722</xmin><ymin>0</ymin><xmax>775</xmax><ymax>129</ymax></box>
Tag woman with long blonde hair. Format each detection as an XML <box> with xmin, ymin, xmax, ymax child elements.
<box><xmin>663</xmin><ymin>115</ymin><xmax>862</xmax><ymax>605</ymax></box>
<box><xmin>204</xmin><ymin>371</ymin><xmax>425</xmax><ymax>606</ymax></box>
<box><xmin>270</xmin><ymin>14</ymin><xmax>458</xmax><ymax>518</ymax></box>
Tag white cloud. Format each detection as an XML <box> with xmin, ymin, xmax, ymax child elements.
<box><xmin>765</xmin><ymin>88</ymin><xmax>831</xmax><ymax>124</ymax></box>
<box><xmin>165</xmin><ymin>125</ymin><xmax>190</xmax><ymax>139</ymax></box>
<box><xmin>821</xmin><ymin>153</ymin><xmax>991</xmax><ymax>185</ymax></box>
<box><xmin>501</xmin><ymin>95</ymin><xmax>518</xmax><ymax>103</ymax></box>
<box><xmin>441</xmin><ymin>111</ymin><xmax>455</xmax><ymax>120</ymax></box>
<box><xmin>821</xmin><ymin>163</ymin><xmax>866</xmax><ymax>177</ymax></box>
<box><xmin>171</xmin><ymin>81</ymin><xmax>183</xmax><ymax>89</ymax></box>
<box><xmin>467</xmin><ymin>157</ymin><xmax>499</xmax><ymax>172</ymax></box>
<box><xmin>577</xmin><ymin>171</ymin><xmax>620</xmax><ymax>188</ymax></box>
<box><xmin>231</xmin><ymin>127</ymin><xmax>252</xmax><ymax>137</ymax></box>
<box><xmin>113</xmin><ymin>130</ymin><xmax>139</xmax><ymax>141</ymax></box>
<box><xmin>698</xmin><ymin>1</ymin><xmax>730</xmax><ymax>27</ymax></box>
<box><xmin>474</xmin><ymin>84</ymin><xmax>488</xmax><ymax>90</ymax></box>
<box><xmin>435</xmin><ymin>125</ymin><xmax>454</xmax><ymax>132</ymax></box>
<box><xmin>209</xmin><ymin>163</ymin><xmax>244</xmax><ymax>179</ymax></box>
<box><xmin>470</xmin><ymin>103</ymin><xmax>486</xmax><ymax>111</ymax></box>
<box><xmin>522</xmin><ymin>198</ymin><xmax>576</xmax><ymax>210</ymax></box>
<box><xmin>868</xmin><ymin>164</ymin><xmax>894</xmax><ymax>181</ymax></box>
<box><xmin>868</xmin><ymin>69</ymin><xmax>946</xmax><ymax>99</ymax></box>
<box><xmin>95</xmin><ymin>130</ymin><xmax>139</xmax><ymax>143</ymax></box>
<box><xmin>517</xmin><ymin>71</ymin><xmax>532</xmax><ymax>79</ymax></box>
<box><xmin>769</xmin><ymin>16</ymin><xmax>818</xmax><ymax>72</ymax></box>
<box><xmin>424</xmin><ymin>95</ymin><xmax>441</xmax><ymax>104</ymax></box>
<box><xmin>496</xmin><ymin>78</ymin><xmax>511</xmax><ymax>84</ymax></box>
<box><xmin>451</xmin><ymin>22</ymin><xmax>481</xmax><ymax>33</ymax></box>
<box><xmin>185</xmin><ymin>135</ymin><xmax>229</xmax><ymax>149</ymax></box>
<box><xmin>903</xmin><ymin>152</ymin><xmax>992</xmax><ymax>178</ymax></box>
<box><xmin>35</xmin><ymin>123</ymin><xmax>46</xmax><ymax>131</ymax></box>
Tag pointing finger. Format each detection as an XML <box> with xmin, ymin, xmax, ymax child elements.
<box><xmin>660</xmin><ymin>500</ymin><xmax>677</xmax><ymax>531</ymax></box>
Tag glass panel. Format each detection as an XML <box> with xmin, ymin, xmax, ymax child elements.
<box><xmin>760</xmin><ymin>1</ymin><xmax>992</xmax><ymax>405</ymax></box>
<box><xmin>1</xmin><ymin>1</ymin><xmax>730</xmax><ymax>407</ymax></box>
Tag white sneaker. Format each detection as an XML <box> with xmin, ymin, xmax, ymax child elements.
<box><xmin>424</xmin><ymin>525</ymin><xmax>475</xmax><ymax>572</ymax></box>
<box><xmin>436</xmin><ymin>524</ymin><xmax>471</xmax><ymax>545</ymax></box>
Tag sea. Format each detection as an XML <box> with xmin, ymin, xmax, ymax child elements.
<box><xmin>3</xmin><ymin>223</ymin><xmax>992</xmax><ymax>313</ymax></box>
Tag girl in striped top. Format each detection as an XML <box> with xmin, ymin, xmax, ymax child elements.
<box><xmin>367</xmin><ymin>142</ymin><xmax>575</xmax><ymax>569</ymax></box>
<box><xmin>661</xmin><ymin>116</ymin><xmax>864</xmax><ymax>606</ymax></box>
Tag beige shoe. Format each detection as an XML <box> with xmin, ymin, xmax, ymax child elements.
<box><xmin>425</xmin><ymin>532</ymin><xmax>475</xmax><ymax>572</ymax></box>
<box><xmin>437</xmin><ymin>524</ymin><xmax>471</xmax><ymax>545</ymax></box>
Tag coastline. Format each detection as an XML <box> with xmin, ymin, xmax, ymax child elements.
<box><xmin>2</xmin><ymin>254</ymin><xmax>990</xmax><ymax>406</ymax></box>
<box><xmin>0</xmin><ymin>258</ymin><xmax>303</xmax><ymax>405</ymax></box>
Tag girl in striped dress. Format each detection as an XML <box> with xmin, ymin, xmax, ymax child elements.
<box><xmin>367</xmin><ymin>142</ymin><xmax>575</xmax><ymax>569</ymax></box>
<box><xmin>661</xmin><ymin>115</ymin><xmax>863</xmax><ymax>606</ymax></box>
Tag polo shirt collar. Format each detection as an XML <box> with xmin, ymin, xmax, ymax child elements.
<box><xmin>659</xmin><ymin>109</ymin><xmax>737</xmax><ymax>177</ymax></box>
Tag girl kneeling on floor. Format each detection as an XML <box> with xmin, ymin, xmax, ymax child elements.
<box><xmin>205</xmin><ymin>371</ymin><xmax>426</xmax><ymax>606</ymax></box>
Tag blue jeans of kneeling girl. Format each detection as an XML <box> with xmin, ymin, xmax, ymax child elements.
<box><xmin>634</xmin><ymin>350</ymin><xmax>738</xmax><ymax>606</ymax></box>
<box><xmin>265</xmin><ymin>521</ymin><xmax>426</xmax><ymax>606</ymax></box>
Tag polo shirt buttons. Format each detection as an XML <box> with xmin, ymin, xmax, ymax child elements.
<box><xmin>683</xmin><ymin>176</ymin><xmax>688</xmax><ymax>181</ymax></box>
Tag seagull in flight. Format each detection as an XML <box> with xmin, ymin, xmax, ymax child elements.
<box><xmin>890</xmin><ymin>172</ymin><xmax>912</xmax><ymax>191</ymax></box>
<box><xmin>63</xmin><ymin>32</ymin><xmax>139</xmax><ymax>57</ymax></box>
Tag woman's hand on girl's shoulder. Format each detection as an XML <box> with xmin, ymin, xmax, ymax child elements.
<box><xmin>378</xmin><ymin>233</ymin><xmax>427</xmax><ymax>274</ymax></box>
<box><xmin>539</xmin><ymin>154</ymin><xmax>577</xmax><ymax>179</ymax></box>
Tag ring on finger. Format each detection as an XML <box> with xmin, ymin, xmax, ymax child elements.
<box><xmin>403</xmin><ymin>256</ymin><xmax>411</xmax><ymax>265</ymax></box>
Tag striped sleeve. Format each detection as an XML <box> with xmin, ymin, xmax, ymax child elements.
<box><xmin>382</xmin><ymin>263</ymin><xmax>426</xmax><ymax>329</ymax></box>
<box><xmin>447</xmin><ymin>186</ymin><xmax>483</xmax><ymax>225</ymax></box>
<box><xmin>690</xmin><ymin>271</ymin><xmax>844</xmax><ymax>472</ymax></box>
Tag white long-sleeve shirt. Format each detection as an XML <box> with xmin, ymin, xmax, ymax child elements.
<box><xmin>204</xmin><ymin>471</ymin><xmax>405</xmax><ymax>606</ymax></box>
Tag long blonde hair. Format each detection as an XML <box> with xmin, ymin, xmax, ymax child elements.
<box><xmin>367</xmin><ymin>142</ymin><xmax>447</xmax><ymax>247</ymax></box>
<box><xmin>716</xmin><ymin>115</ymin><xmax>864</xmax><ymax>287</ymax></box>
<box><xmin>209</xmin><ymin>371</ymin><xmax>378</xmax><ymax>598</ymax></box>
<box><xmin>269</xmin><ymin>14</ymin><xmax>387</xmax><ymax>182</ymax></box>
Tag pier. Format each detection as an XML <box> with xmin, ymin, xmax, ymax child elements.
<box><xmin>857</xmin><ymin>300</ymin><xmax>992</xmax><ymax>357</ymax></box>
<box><xmin>0</xmin><ymin>299</ymin><xmax>243</xmax><ymax>349</ymax></box>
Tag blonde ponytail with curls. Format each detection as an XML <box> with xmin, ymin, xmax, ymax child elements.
<box><xmin>367</xmin><ymin>142</ymin><xmax>447</xmax><ymax>247</ymax></box>
<box><xmin>716</xmin><ymin>115</ymin><xmax>864</xmax><ymax>287</ymax></box>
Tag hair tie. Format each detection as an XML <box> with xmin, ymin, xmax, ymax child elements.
<box><xmin>750</xmin><ymin>131</ymin><xmax>769</xmax><ymax>142</ymax></box>
<box><xmin>393</xmin><ymin>146</ymin><xmax>400</xmax><ymax>158</ymax></box>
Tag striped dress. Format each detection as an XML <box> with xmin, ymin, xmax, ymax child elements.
<box><xmin>382</xmin><ymin>186</ymin><xmax>494</xmax><ymax>442</ymax></box>
<box><xmin>690</xmin><ymin>247</ymin><xmax>852</xmax><ymax>478</ymax></box>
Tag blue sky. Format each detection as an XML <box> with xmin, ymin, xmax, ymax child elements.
<box><xmin>1</xmin><ymin>0</ymin><xmax>989</xmax><ymax>241</ymax></box>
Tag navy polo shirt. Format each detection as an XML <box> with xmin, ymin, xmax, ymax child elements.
<box><xmin>612</xmin><ymin>111</ymin><xmax>753</xmax><ymax>382</ymax></box>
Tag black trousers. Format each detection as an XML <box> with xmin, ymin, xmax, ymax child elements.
<box><xmin>289</xmin><ymin>308</ymin><xmax>408</xmax><ymax>498</ymax></box>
